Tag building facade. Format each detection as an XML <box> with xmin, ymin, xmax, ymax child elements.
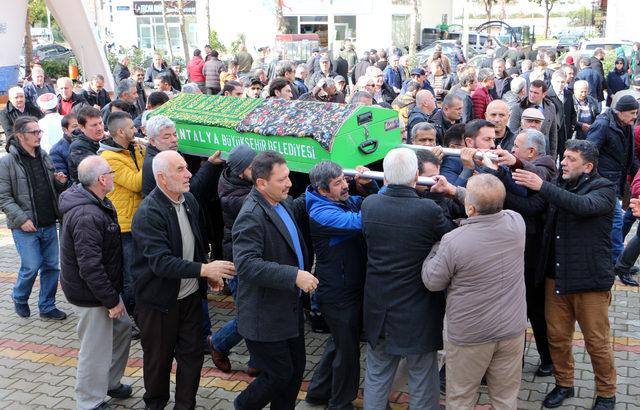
<box><xmin>101</xmin><ymin>0</ymin><xmax>452</xmax><ymax>58</ymax></box>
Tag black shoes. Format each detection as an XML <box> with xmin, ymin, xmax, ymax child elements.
<box><xmin>618</xmin><ymin>271</ymin><xmax>639</xmax><ymax>286</ymax></box>
<box><xmin>107</xmin><ymin>383</ymin><xmax>133</xmax><ymax>399</ymax></box>
<box><xmin>304</xmin><ymin>395</ymin><xmax>328</xmax><ymax>406</ymax></box>
<box><xmin>308</xmin><ymin>311</ymin><xmax>330</xmax><ymax>333</ymax></box>
<box><xmin>592</xmin><ymin>396</ymin><xmax>616</xmax><ymax>410</ymax></box>
<box><xmin>543</xmin><ymin>386</ymin><xmax>574</xmax><ymax>408</ymax></box>
<box><xmin>536</xmin><ymin>362</ymin><xmax>554</xmax><ymax>377</ymax></box>
<box><xmin>39</xmin><ymin>308</ymin><xmax>67</xmax><ymax>320</ymax></box>
<box><xmin>14</xmin><ymin>302</ymin><xmax>30</xmax><ymax>318</ymax></box>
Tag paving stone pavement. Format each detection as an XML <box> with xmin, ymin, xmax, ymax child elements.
<box><xmin>0</xmin><ymin>212</ymin><xmax>638</xmax><ymax>410</ymax></box>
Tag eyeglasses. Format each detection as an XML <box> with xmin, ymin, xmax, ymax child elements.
<box><xmin>24</xmin><ymin>130</ymin><xmax>43</xmax><ymax>136</ymax></box>
<box><xmin>102</xmin><ymin>170</ymin><xmax>116</xmax><ymax>176</ymax></box>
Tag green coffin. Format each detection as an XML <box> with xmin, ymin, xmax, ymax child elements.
<box><xmin>150</xmin><ymin>93</ymin><xmax>402</xmax><ymax>173</ymax></box>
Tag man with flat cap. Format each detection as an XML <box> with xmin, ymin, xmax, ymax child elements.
<box><xmin>588</xmin><ymin>95</ymin><xmax>640</xmax><ymax>285</ymax></box>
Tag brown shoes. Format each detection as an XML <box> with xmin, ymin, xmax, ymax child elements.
<box><xmin>207</xmin><ymin>336</ymin><xmax>231</xmax><ymax>373</ymax></box>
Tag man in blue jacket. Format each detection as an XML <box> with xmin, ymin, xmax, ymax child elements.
<box><xmin>304</xmin><ymin>161</ymin><xmax>378</xmax><ymax>409</ymax></box>
<box><xmin>587</xmin><ymin>95</ymin><xmax>639</xmax><ymax>284</ymax></box>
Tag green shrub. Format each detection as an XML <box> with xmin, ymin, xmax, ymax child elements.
<box><xmin>40</xmin><ymin>59</ymin><xmax>69</xmax><ymax>79</ymax></box>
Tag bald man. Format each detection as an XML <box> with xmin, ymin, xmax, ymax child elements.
<box><xmin>485</xmin><ymin>100</ymin><xmax>515</xmax><ymax>152</ymax></box>
<box><xmin>56</xmin><ymin>77</ymin><xmax>89</xmax><ymax>116</ymax></box>
<box><xmin>407</xmin><ymin>90</ymin><xmax>438</xmax><ymax>142</ymax></box>
<box><xmin>132</xmin><ymin>150</ymin><xmax>235</xmax><ymax>409</ymax></box>
<box><xmin>59</xmin><ymin>155</ymin><xmax>133</xmax><ymax>409</ymax></box>
<box><xmin>423</xmin><ymin>173</ymin><xmax>526</xmax><ymax>409</ymax></box>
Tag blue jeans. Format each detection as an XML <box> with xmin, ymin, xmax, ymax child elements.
<box><xmin>211</xmin><ymin>277</ymin><xmax>250</xmax><ymax>364</ymax></box>
<box><xmin>622</xmin><ymin>207</ymin><xmax>636</xmax><ymax>239</ymax></box>
<box><xmin>12</xmin><ymin>224</ymin><xmax>60</xmax><ymax>313</ymax></box>
<box><xmin>615</xmin><ymin>228</ymin><xmax>640</xmax><ymax>273</ymax></box>
<box><xmin>611</xmin><ymin>200</ymin><xmax>624</xmax><ymax>265</ymax></box>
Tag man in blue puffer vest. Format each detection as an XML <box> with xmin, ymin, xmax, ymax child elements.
<box><xmin>304</xmin><ymin>161</ymin><xmax>378</xmax><ymax>410</ymax></box>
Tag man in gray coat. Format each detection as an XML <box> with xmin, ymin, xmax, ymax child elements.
<box><xmin>0</xmin><ymin>116</ymin><xmax>67</xmax><ymax>319</ymax></box>
<box><xmin>232</xmin><ymin>151</ymin><xmax>318</xmax><ymax>409</ymax></box>
<box><xmin>423</xmin><ymin>173</ymin><xmax>527</xmax><ymax>409</ymax></box>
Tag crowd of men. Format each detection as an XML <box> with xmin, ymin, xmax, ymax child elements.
<box><xmin>0</xmin><ymin>38</ymin><xmax>639</xmax><ymax>410</ymax></box>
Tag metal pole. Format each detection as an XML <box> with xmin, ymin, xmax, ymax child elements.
<box><xmin>400</xmin><ymin>144</ymin><xmax>498</xmax><ymax>161</ymax></box>
<box><xmin>342</xmin><ymin>169</ymin><xmax>435</xmax><ymax>186</ymax></box>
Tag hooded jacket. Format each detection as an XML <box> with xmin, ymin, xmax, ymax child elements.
<box><xmin>587</xmin><ymin>109</ymin><xmax>637</xmax><ymax>197</ymax></box>
<box><xmin>59</xmin><ymin>184</ymin><xmax>123</xmax><ymax>309</ymax></box>
<box><xmin>218</xmin><ymin>167</ymin><xmax>252</xmax><ymax>261</ymax></box>
<box><xmin>98</xmin><ymin>137</ymin><xmax>145</xmax><ymax>232</ymax></box>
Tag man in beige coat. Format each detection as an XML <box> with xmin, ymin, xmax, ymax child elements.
<box><xmin>422</xmin><ymin>173</ymin><xmax>527</xmax><ymax>409</ymax></box>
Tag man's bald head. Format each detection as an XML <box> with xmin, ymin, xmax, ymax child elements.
<box><xmin>485</xmin><ymin>100</ymin><xmax>510</xmax><ymax>136</ymax></box>
<box><xmin>416</xmin><ymin>90</ymin><xmax>436</xmax><ymax>114</ymax></box>
<box><xmin>78</xmin><ymin>155</ymin><xmax>112</xmax><ymax>192</ymax></box>
<box><xmin>465</xmin><ymin>174</ymin><xmax>506</xmax><ymax>216</ymax></box>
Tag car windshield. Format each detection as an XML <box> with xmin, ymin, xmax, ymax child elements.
<box><xmin>558</xmin><ymin>36</ymin><xmax>578</xmax><ymax>43</ymax></box>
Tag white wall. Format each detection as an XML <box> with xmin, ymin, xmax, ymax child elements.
<box><xmin>605</xmin><ymin>0</ymin><xmax>640</xmax><ymax>40</ymax></box>
<box><xmin>109</xmin><ymin>0</ymin><xmax>138</xmax><ymax>49</ymax></box>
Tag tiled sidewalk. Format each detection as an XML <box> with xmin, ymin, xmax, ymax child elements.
<box><xmin>0</xmin><ymin>217</ymin><xmax>638</xmax><ymax>409</ymax></box>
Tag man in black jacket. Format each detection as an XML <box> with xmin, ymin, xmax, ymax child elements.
<box><xmin>0</xmin><ymin>86</ymin><xmax>43</xmax><ymax>140</ymax></box>
<box><xmin>548</xmin><ymin>69</ymin><xmax>576</xmax><ymax>159</ymax></box>
<box><xmin>361</xmin><ymin>148</ymin><xmax>454</xmax><ymax>410</ymax></box>
<box><xmin>304</xmin><ymin>161</ymin><xmax>378</xmax><ymax>409</ymax></box>
<box><xmin>82</xmin><ymin>74</ymin><xmax>112</xmax><ymax>109</ymax></box>
<box><xmin>59</xmin><ymin>155</ymin><xmax>132</xmax><ymax>410</ymax></box>
<box><xmin>67</xmin><ymin>107</ymin><xmax>104</xmax><ymax>183</ymax></box>
<box><xmin>509</xmin><ymin>140</ymin><xmax>617</xmax><ymax>410</ymax></box>
<box><xmin>208</xmin><ymin>145</ymin><xmax>257</xmax><ymax>375</ymax></box>
<box><xmin>428</xmin><ymin>93</ymin><xmax>463</xmax><ymax>145</ymax></box>
<box><xmin>112</xmin><ymin>55</ymin><xmax>130</xmax><ymax>87</ymax></box>
<box><xmin>232</xmin><ymin>151</ymin><xmax>318</xmax><ymax>410</ymax></box>
<box><xmin>587</xmin><ymin>95</ymin><xmax>639</xmax><ymax>283</ymax></box>
<box><xmin>131</xmin><ymin>150</ymin><xmax>235</xmax><ymax>409</ymax></box>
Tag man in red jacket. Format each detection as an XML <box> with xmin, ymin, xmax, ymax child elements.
<box><xmin>471</xmin><ymin>68</ymin><xmax>494</xmax><ymax>119</ymax></box>
<box><xmin>187</xmin><ymin>49</ymin><xmax>206</xmax><ymax>93</ymax></box>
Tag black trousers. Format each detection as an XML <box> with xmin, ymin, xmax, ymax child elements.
<box><xmin>234</xmin><ymin>317</ymin><xmax>306</xmax><ymax>410</ymax></box>
<box><xmin>306</xmin><ymin>301</ymin><xmax>361</xmax><ymax>410</ymax></box>
<box><xmin>526</xmin><ymin>280</ymin><xmax>552</xmax><ymax>366</ymax></box>
<box><xmin>136</xmin><ymin>292</ymin><xmax>204</xmax><ymax>410</ymax></box>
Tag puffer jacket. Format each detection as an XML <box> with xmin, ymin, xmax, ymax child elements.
<box><xmin>218</xmin><ymin>167</ymin><xmax>252</xmax><ymax>261</ymax></box>
<box><xmin>98</xmin><ymin>137</ymin><xmax>145</xmax><ymax>233</ymax></box>
<box><xmin>203</xmin><ymin>57</ymin><xmax>225</xmax><ymax>89</ymax></box>
<box><xmin>59</xmin><ymin>184</ymin><xmax>123</xmax><ymax>309</ymax></box>
<box><xmin>0</xmin><ymin>140</ymin><xmax>63</xmax><ymax>229</ymax></box>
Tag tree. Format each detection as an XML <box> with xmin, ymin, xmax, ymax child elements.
<box><xmin>409</xmin><ymin>0</ymin><xmax>420</xmax><ymax>59</ymax></box>
<box><xmin>497</xmin><ymin>0</ymin><xmax>515</xmax><ymax>20</ymax></box>
<box><xmin>160</xmin><ymin>0</ymin><xmax>174</xmax><ymax>63</ymax></box>
<box><xmin>475</xmin><ymin>0</ymin><xmax>496</xmax><ymax>21</ymax></box>
<box><xmin>530</xmin><ymin>0</ymin><xmax>559</xmax><ymax>38</ymax></box>
<box><xmin>177</xmin><ymin>0</ymin><xmax>190</xmax><ymax>64</ymax></box>
<box><xmin>274</xmin><ymin>0</ymin><xmax>286</xmax><ymax>35</ymax></box>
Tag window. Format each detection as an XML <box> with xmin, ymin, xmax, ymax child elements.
<box><xmin>392</xmin><ymin>15</ymin><xmax>410</xmax><ymax>49</ymax></box>
<box><xmin>284</xmin><ymin>16</ymin><xmax>298</xmax><ymax>34</ymax></box>
<box><xmin>300</xmin><ymin>15</ymin><xmax>327</xmax><ymax>23</ymax></box>
<box><xmin>334</xmin><ymin>15</ymin><xmax>356</xmax><ymax>40</ymax></box>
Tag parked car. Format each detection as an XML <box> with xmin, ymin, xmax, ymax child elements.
<box><xmin>556</xmin><ymin>35</ymin><xmax>582</xmax><ymax>55</ymax></box>
<box><xmin>446</xmin><ymin>31</ymin><xmax>505</xmax><ymax>53</ymax></box>
<box><xmin>578</xmin><ymin>38</ymin><xmax>633</xmax><ymax>59</ymax></box>
<box><xmin>32</xmin><ymin>43</ymin><xmax>74</xmax><ymax>63</ymax></box>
